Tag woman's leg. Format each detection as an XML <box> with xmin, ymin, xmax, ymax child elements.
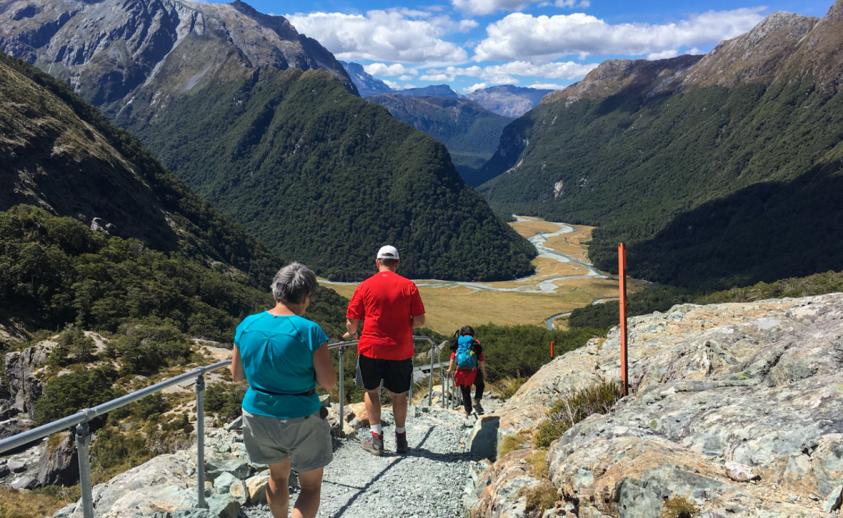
<box><xmin>460</xmin><ymin>385</ymin><xmax>472</xmax><ymax>414</ymax></box>
<box><xmin>474</xmin><ymin>371</ymin><xmax>485</xmax><ymax>401</ymax></box>
<box><xmin>266</xmin><ymin>458</ymin><xmax>292</xmax><ymax>518</ymax></box>
<box><xmin>293</xmin><ymin>467</ymin><xmax>324</xmax><ymax>518</ymax></box>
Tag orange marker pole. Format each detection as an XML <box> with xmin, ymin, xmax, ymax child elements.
<box><xmin>550</xmin><ymin>341</ymin><xmax>555</xmax><ymax>359</ymax></box>
<box><xmin>618</xmin><ymin>243</ymin><xmax>629</xmax><ymax>396</ymax></box>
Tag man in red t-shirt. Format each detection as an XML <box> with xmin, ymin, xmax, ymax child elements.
<box><xmin>344</xmin><ymin>245</ymin><xmax>426</xmax><ymax>456</ymax></box>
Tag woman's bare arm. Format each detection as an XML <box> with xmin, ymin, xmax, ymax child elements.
<box><xmin>230</xmin><ymin>344</ymin><xmax>245</xmax><ymax>381</ymax></box>
<box><xmin>313</xmin><ymin>343</ymin><xmax>336</xmax><ymax>390</ymax></box>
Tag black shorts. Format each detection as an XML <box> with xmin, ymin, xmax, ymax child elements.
<box><xmin>358</xmin><ymin>355</ymin><xmax>413</xmax><ymax>394</ymax></box>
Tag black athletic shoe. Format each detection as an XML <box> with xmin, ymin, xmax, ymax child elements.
<box><xmin>396</xmin><ymin>432</ymin><xmax>408</xmax><ymax>454</ymax></box>
<box><xmin>474</xmin><ymin>400</ymin><xmax>484</xmax><ymax>415</ymax></box>
<box><xmin>361</xmin><ymin>432</ymin><xmax>384</xmax><ymax>456</ymax></box>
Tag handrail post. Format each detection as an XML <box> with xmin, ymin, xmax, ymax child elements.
<box><xmin>427</xmin><ymin>344</ymin><xmax>435</xmax><ymax>407</ymax></box>
<box><xmin>439</xmin><ymin>345</ymin><xmax>445</xmax><ymax>409</ymax></box>
<box><xmin>75</xmin><ymin>421</ymin><xmax>95</xmax><ymax>518</ymax></box>
<box><xmin>338</xmin><ymin>346</ymin><xmax>345</xmax><ymax>432</ymax></box>
<box><xmin>195</xmin><ymin>373</ymin><xmax>207</xmax><ymax>509</ymax></box>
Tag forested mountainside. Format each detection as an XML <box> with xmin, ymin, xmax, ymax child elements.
<box><xmin>0</xmin><ymin>54</ymin><xmax>347</xmax><ymax>338</ymax></box>
<box><xmin>479</xmin><ymin>5</ymin><xmax>843</xmax><ymax>289</ymax></box>
<box><xmin>467</xmin><ymin>85</ymin><xmax>552</xmax><ymax>118</ymax></box>
<box><xmin>368</xmin><ymin>93</ymin><xmax>513</xmax><ymax>182</ymax></box>
<box><xmin>0</xmin><ymin>0</ymin><xmax>534</xmax><ymax>281</ymax></box>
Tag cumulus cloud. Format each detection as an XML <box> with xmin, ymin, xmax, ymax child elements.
<box><xmin>418</xmin><ymin>61</ymin><xmax>595</xmax><ymax>85</ymax></box>
<box><xmin>287</xmin><ymin>10</ymin><xmax>468</xmax><ymax>64</ymax></box>
<box><xmin>473</xmin><ymin>8</ymin><xmax>765</xmax><ymax>61</ymax></box>
<box><xmin>452</xmin><ymin>0</ymin><xmax>588</xmax><ymax>16</ymax></box>
<box><xmin>363</xmin><ymin>63</ymin><xmax>417</xmax><ymax>77</ymax></box>
<box><xmin>646</xmin><ymin>49</ymin><xmax>680</xmax><ymax>60</ymax></box>
<box><xmin>464</xmin><ymin>82</ymin><xmax>488</xmax><ymax>93</ymax></box>
<box><xmin>528</xmin><ymin>82</ymin><xmax>565</xmax><ymax>90</ymax></box>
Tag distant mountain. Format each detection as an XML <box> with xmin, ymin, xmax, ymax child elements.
<box><xmin>340</xmin><ymin>61</ymin><xmax>392</xmax><ymax>97</ymax></box>
<box><xmin>394</xmin><ymin>85</ymin><xmax>460</xmax><ymax>98</ymax></box>
<box><xmin>0</xmin><ymin>0</ymin><xmax>535</xmax><ymax>281</ymax></box>
<box><xmin>369</xmin><ymin>94</ymin><xmax>513</xmax><ymax>184</ymax></box>
<box><xmin>467</xmin><ymin>85</ymin><xmax>553</xmax><ymax>118</ymax></box>
<box><xmin>479</xmin><ymin>5</ymin><xmax>843</xmax><ymax>289</ymax></box>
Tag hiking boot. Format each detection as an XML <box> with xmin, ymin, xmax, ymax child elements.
<box><xmin>396</xmin><ymin>432</ymin><xmax>408</xmax><ymax>454</ymax></box>
<box><xmin>474</xmin><ymin>400</ymin><xmax>484</xmax><ymax>415</ymax></box>
<box><xmin>361</xmin><ymin>432</ymin><xmax>384</xmax><ymax>456</ymax></box>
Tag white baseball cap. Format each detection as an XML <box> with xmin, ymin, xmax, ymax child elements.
<box><xmin>376</xmin><ymin>245</ymin><xmax>400</xmax><ymax>260</ymax></box>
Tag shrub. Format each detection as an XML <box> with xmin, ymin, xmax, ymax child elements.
<box><xmin>534</xmin><ymin>379</ymin><xmax>623</xmax><ymax>448</ymax></box>
<box><xmin>113</xmin><ymin>321</ymin><xmax>193</xmax><ymax>375</ymax></box>
<box><xmin>493</xmin><ymin>377</ymin><xmax>527</xmax><ymax>400</ymax></box>
<box><xmin>33</xmin><ymin>366</ymin><xmax>120</xmax><ymax>424</ymax></box>
<box><xmin>48</xmin><ymin>326</ymin><xmax>96</xmax><ymax>367</ymax></box>
<box><xmin>660</xmin><ymin>496</ymin><xmax>700</xmax><ymax>518</ymax></box>
<box><xmin>205</xmin><ymin>382</ymin><xmax>246</xmax><ymax>425</ymax></box>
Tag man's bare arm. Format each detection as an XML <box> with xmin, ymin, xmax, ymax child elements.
<box><xmin>343</xmin><ymin>318</ymin><xmax>361</xmax><ymax>339</ymax></box>
<box><xmin>412</xmin><ymin>314</ymin><xmax>426</xmax><ymax>328</ymax></box>
<box><xmin>230</xmin><ymin>345</ymin><xmax>245</xmax><ymax>382</ymax></box>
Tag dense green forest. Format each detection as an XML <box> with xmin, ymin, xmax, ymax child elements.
<box><xmin>479</xmin><ymin>52</ymin><xmax>843</xmax><ymax>290</ymax></box>
<box><xmin>0</xmin><ymin>206</ymin><xmax>346</xmax><ymax>342</ymax></box>
<box><xmin>124</xmin><ymin>68</ymin><xmax>535</xmax><ymax>282</ymax></box>
<box><xmin>0</xmin><ymin>54</ymin><xmax>277</xmax><ymax>285</ymax></box>
<box><xmin>367</xmin><ymin>94</ymin><xmax>513</xmax><ymax>179</ymax></box>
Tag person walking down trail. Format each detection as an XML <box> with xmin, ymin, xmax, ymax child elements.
<box><xmin>230</xmin><ymin>263</ymin><xmax>336</xmax><ymax>518</ymax></box>
<box><xmin>344</xmin><ymin>245</ymin><xmax>426</xmax><ymax>456</ymax></box>
<box><xmin>447</xmin><ymin>326</ymin><xmax>487</xmax><ymax>417</ymax></box>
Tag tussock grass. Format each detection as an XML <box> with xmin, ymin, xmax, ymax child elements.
<box><xmin>660</xmin><ymin>496</ymin><xmax>700</xmax><ymax>518</ymax></box>
<box><xmin>534</xmin><ymin>379</ymin><xmax>623</xmax><ymax>448</ymax></box>
<box><xmin>521</xmin><ymin>479</ymin><xmax>558</xmax><ymax>516</ymax></box>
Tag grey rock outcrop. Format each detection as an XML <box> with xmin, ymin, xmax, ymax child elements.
<box><xmin>4</xmin><ymin>339</ymin><xmax>54</xmax><ymax>414</ymax></box>
<box><xmin>471</xmin><ymin>293</ymin><xmax>843</xmax><ymax>517</ymax></box>
<box><xmin>36</xmin><ymin>432</ymin><xmax>78</xmax><ymax>486</ymax></box>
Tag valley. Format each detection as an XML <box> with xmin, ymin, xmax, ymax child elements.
<box><xmin>323</xmin><ymin>216</ymin><xmax>625</xmax><ymax>334</ymax></box>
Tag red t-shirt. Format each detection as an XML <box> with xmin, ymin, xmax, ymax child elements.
<box><xmin>347</xmin><ymin>271</ymin><xmax>425</xmax><ymax>360</ymax></box>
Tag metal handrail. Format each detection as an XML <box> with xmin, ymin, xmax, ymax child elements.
<box><xmin>0</xmin><ymin>335</ymin><xmax>447</xmax><ymax>517</ymax></box>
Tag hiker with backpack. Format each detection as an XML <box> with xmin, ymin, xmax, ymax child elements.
<box><xmin>447</xmin><ymin>326</ymin><xmax>487</xmax><ymax>416</ymax></box>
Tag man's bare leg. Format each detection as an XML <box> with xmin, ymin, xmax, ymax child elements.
<box><xmin>364</xmin><ymin>388</ymin><xmax>381</xmax><ymax>427</ymax></box>
<box><xmin>391</xmin><ymin>391</ymin><xmax>408</xmax><ymax>430</ymax></box>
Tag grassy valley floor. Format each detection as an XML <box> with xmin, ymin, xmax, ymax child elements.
<box><xmin>323</xmin><ymin>217</ymin><xmax>632</xmax><ymax>334</ymax></box>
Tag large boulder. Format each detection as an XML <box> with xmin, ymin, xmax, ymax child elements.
<box><xmin>36</xmin><ymin>432</ymin><xmax>78</xmax><ymax>486</ymax></box>
<box><xmin>4</xmin><ymin>339</ymin><xmax>56</xmax><ymax>415</ymax></box>
<box><xmin>472</xmin><ymin>293</ymin><xmax>843</xmax><ymax>517</ymax></box>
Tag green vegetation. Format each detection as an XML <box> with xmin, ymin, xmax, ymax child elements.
<box><xmin>368</xmin><ymin>94</ymin><xmax>513</xmax><ymax>178</ymax></box>
<box><xmin>481</xmin><ymin>72</ymin><xmax>843</xmax><ymax>289</ymax></box>
<box><xmin>0</xmin><ymin>206</ymin><xmax>345</xmax><ymax>340</ymax></box>
<box><xmin>534</xmin><ymin>379</ymin><xmax>623</xmax><ymax>448</ymax></box>
<box><xmin>0</xmin><ymin>53</ymin><xmax>278</xmax><ymax>286</ymax></box>
<box><xmin>48</xmin><ymin>326</ymin><xmax>96</xmax><ymax>367</ymax></box>
<box><xmin>112</xmin><ymin>322</ymin><xmax>195</xmax><ymax>376</ymax></box>
<box><xmin>660</xmin><ymin>496</ymin><xmax>700</xmax><ymax>518</ymax></box>
<box><xmin>33</xmin><ymin>367</ymin><xmax>120</xmax><ymax>424</ymax></box>
<box><xmin>472</xmin><ymin>324</ymin><xmax>602</xmax><ymax>382</ymax></box>
<box><xmin>128</xmin><ymin>67</ymin><xmax>535</xmax><ymax>281</ymax></box>
<box><xmin>569</xmin><ymin>270</ymin><xmax>843</xmax><ymax>331</ymax></box>
<box><xmin>206</xmin><ymin>382</ymin><xmax>248</xmax><ymax>425</ymax></box>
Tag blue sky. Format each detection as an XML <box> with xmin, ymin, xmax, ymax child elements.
<box><xmin>213</xmin><ymin>0</ymin><xmax>834</xmax><ymax>92</ymax></box>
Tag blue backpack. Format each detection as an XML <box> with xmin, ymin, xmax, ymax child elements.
<box><xmin>456</xmin><ymin>335</ymin><xmax>478</xmax><ymax>369</ymax></box>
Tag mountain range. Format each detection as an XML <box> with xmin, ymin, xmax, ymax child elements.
<box><xmin>0</xmin><ymin>0</ymin><xmax>535</xmax><ymax>281</ymax></box>
<box><xmin>479</xmin><ymin>4</ymin><xmax>843</xmax><ymax>289</ymax></box>
<box><xmin>0</xmin><ymin>52</ymin><xmax>347</xmax><ymax>337</ymax></box>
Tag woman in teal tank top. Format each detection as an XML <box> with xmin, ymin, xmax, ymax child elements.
<box><xmin>230</xmin><ymin>262</ymin><xmax>335</xmax><ymax>518</ymax></box>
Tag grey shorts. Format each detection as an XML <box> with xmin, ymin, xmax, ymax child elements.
<box><xmin>242</xmin><ymin>410</ymin><xmax>333</xmax><ymax>472</ymax></box>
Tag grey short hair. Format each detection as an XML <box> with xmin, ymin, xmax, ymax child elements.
<box><xmin>271</xmin><ymin>262</ymin><xmax>318</xmax><ymax>305</ymax></box>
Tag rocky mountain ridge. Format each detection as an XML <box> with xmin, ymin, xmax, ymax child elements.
<box><xmin>470</xmin><ymin>293</ymin><xmax>843</xmax><ymax>517</ymax></box>
<box><xmin>469</xmin><ymin>85</ymin><xmax>553</xmax><ymax>118</ymax></box>
<box><xmin>479</xmin><ymin>3</ymin><xmax>843</xmax><ymax>289</ymax></box>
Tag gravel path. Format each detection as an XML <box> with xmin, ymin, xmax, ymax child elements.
<box><xmin>242</xmin><ymin>405</ymin><xmax>488</xmax><ymax>518</ymax></box>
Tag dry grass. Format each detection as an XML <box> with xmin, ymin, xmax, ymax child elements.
<box><xmin>660</xmin><ymin>496</ymin><xmax>700</xmax><ymax>518</ymax></box>
<box><xmin>534</xmin><ymin>379</ymin><xmax>623</xmax><ymax>448</ymax></box>
<box><xmin>527</xmin><ymin>450</ymin><xmax>550</xmax><ymax>479</ymax></box>
<box><xmin>0</xmin><ymin>485</ymin><xmax>80</xmax><ymax>518</ymax></box>
<box><xmin>521</xmin><ymin>479</ymin><xmax>558</xmax><ymax>516</ymax></box>
<box><xmin>543</xmin><ymin>225</ymin><xmax>594</xmax><ymax>263</ymax></box>
<box><xmin>510</xmin><ymin>218</ymin><xmax>561</xmax><ymax>237</ymax></box>
<box><xmin>322</xmin><ymin>217</ymin><xmax>621</xmax><ymax>335</ymax></box>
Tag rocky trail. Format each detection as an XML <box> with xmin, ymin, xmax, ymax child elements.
<box><xmin>245</xmin><ymin>404</ymin><xmax>493</xmax><ymax>518</ymax></box>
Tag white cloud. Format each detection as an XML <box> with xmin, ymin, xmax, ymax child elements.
<box><xmin>646</xmin><ymin>49</ymin><xmax>680</xmax><ymax>60</ymax></box>
<box><xmin>528</xmin><ymin>82</ymin><xmax>565</xmax><ymax>90</ymax></box>
<box><xmin>418</xmin><ymin>61</ymin><xmax>595</xmax><ymax>85</ymax></box>
<box><xmin>464</xmin><ymin>82</ymin><xmax>488</xmax><ymax>93</ymax></box>
<box><xmin>420</xmin><ymin>73</ymin><xmax>455</xmax><ymax>82</ymax></box>
<box><xmin>473</xmin><ymin>8</ymin><xmax>765</xmax><ymax>61</ymax></box>
<box><xmin>363</xmin><ymin>63</ymin><xmax>417</xmax><ymax>77</ymax></box>
<box><xmin>452</xmin><ymin>0</ymin><xmax>588</xmax><ymax>16</ymax></box>
<box><xmin>287</xmin><ymin>10</ymin><xmax>468</xmax><ymax>64</ymax></box>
